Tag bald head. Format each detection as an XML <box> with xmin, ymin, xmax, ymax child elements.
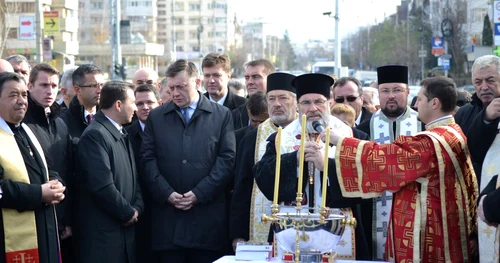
<box><xmin>0</xmin><ymin>59</ymin><xmax>14</xmax><ymax>73</ymax></box>
<box><xmin>132</xmin><ymin>68</ymin><xmax>160</xmax><ymax>89</ymax></box>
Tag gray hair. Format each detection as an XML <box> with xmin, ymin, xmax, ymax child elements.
<box><xmin>472</xmin><ymin>55</ymin><xmax>500</xmax><ymax>74</ymax></box>
<box><xmin>60</xmin><ymin>67</ymin><xmax>77</xmax><ymax>91</ymax></box>
<box><xmin>5</xmin><ymin>54</ymin><xmax>29</xmax><ymax>65</ymax></box>
<box><xmin>228</xmin><ymin>79</ymin><xmax>245</xmax><ymax>91</ymax></box>
<box><xmin>159</xmin><ymin>77</ymin><xmax>167</xmax><ymax>93</ymax></box>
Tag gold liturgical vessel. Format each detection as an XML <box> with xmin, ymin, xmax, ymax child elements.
<box><xmin>262</xmin><ymin>115</ymin><xmax>356</xmax><ymax>263</ymax></box>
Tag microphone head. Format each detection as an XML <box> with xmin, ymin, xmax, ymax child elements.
<box><xmin>312</xmin><ymin>120</ymin><xmax>324</xmax><ymax>133</ymax></box>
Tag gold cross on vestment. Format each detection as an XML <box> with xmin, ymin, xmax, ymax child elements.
<box><xmin>482</xmin><ymin>226</ymin><xmax>495</xmax><ymax>239</ymax></box>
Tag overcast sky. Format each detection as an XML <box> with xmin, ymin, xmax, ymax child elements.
<box><xmin>230</xmin><ymin>0</ymin><xmax>403</xmax><ymax>43</ymax></box>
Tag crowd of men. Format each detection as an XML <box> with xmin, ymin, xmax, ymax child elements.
<box><xmin>0</xmin><ymin>52</ymin><xmax>499</xmax><ymax>263</ymax></box>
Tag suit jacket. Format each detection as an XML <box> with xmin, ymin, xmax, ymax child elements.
<box><xmin>358</xmin><ymin>107</ymin><xmax>373</xmax><ymax>125</ymax></box>
<box><xmin>141</xmin><ymin>92</ymin><xmax>236</xmax><ymax>251</ymax></box>
<box><xmin>204</xmin><ymin>87</ymin><xmax>247</xmax><ymax>111</ymax></box>
<box><xmin>75</xmin><ymin>111</ymin><xmax>143</xmax><ymax>263</ymax></box>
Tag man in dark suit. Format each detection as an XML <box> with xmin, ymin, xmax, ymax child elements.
<box><xmin>0</xmin><ymin>72</ymin><xmax>65</xmax><ymax>263</ymax></box>
<box><xmin>202</xmin><ymin>53</ymin><xmax>246</xmax><ymax>110</ymax></box>
<box><xmin>141</xmin><ymin>59</ymin><xmax>235</xmax><ymax>263</ymax></box>
<box><xmin>126</xmin><ymin>84</ymin><xmax>160</xmax><ymax>262</ymax></box>
<box><xmin>232</xmin><ymin>59</ymin><xmax>275</xmax><ymax>130</ymax></box>
<box><xmin>60</xmin><ymin>64</ymin><xmax>104</xmax><ymax>149</ymax></box>
<box><xmin>333</xmin><ymin>77</ymin><xmax>373</xmax><ymax>126</ymax></box>
<box><xmin>75</xmin><ymin>81</ymin><xmax>143</xmax><ymax>263</ymax></box>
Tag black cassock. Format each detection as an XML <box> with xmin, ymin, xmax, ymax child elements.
<box><xmin>0</xmin><ymin>123</ymin><xmax>60</xmax><ymax>263</ymax></box>
<box><xmin>252</xmin><ymin>129</ymin><xmax>370</xmax><ymax>260</ymax></box>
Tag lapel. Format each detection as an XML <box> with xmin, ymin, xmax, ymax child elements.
<box><xmin>95</xmin><ymin>111</ymin><xmax>137</xmax><ymax>176</ymax></box>
<box><xmin>223</xmin><ymin>88</ymin><xmax>235</xmax><ymax>109</ymax></box>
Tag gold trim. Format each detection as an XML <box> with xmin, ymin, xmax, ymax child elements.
<box><xmin>422</xmin><ymin>131</ymin><xmax>451</xmax><ymax>262</ymax></box>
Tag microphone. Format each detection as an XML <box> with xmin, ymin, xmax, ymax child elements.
<box><xmin>312</xmin><ymin>121</ymin><xmax>325</xmax><ymax>134</ymax></box>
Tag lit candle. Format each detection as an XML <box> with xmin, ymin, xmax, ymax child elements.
<box><xmin>321</xmin><ymin>128</ymin><xmax>330</xmax><ymax>208</ymax></box>
<box><xmin>297</xmin><ymin>114</ymin><xmax>307</xmax><ymax>197</ymax></box>
<box><xmin>273</xmin><ymin>127</ymin><xmax>282</xmax><ymax>205</ymax></box>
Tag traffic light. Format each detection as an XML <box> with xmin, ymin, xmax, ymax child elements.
<box><xmin>120</xmin><ymin>65</ymin><xmax>127</xmax><ymax>80</ymax></box>
<box><xmin>114</xmin><ymin>64</ymin><xmax>121</xmax><ymax>76</ymax></box>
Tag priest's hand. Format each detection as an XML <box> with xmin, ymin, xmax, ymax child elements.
<box><xmin>179</xmin><ymin>191</ymin><xmax>198</xmax><ymax>211</ymax></box>
<box><xmin>41</xmin><ymin>180</ymin><xmax>66</xmax><ymax>205</ymax></box>
<box><xmin>320</xmin><ymin>128</ymin><xmax>341</xmax><ymax>145</ymax></box>
<box><xmin>478</xmin><ymin>195</ymin><xmax>498</xmax><ymax>227</ymax></box>
<box><xmin>60</xmin><ymin>226</ymin><xmax>72</xmax><ymax>240</ymax></box>
<box><xmin>302</xmin><ymin>141</ymin><xmax>324</xmax><ymax>171</ymax></box>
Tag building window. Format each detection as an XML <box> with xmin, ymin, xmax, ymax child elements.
<box><xmin>215</xmin><ymin>17</ymin><xmax>225</xmax><ymax>23</ymax></box>
<box><xmin>158</xmin><ymin>4</ymin><xmax>166</xmax><ymax>8</ymax></box>
<box><xmin>207</xmin><ymin>18</ymin><xmax>214</xmax><ymax>23</ymax></box>
<box><xmin>192</xmin><ymin>46</ymin><xmax>200</xmax><ymax>52</ymax></box>
<box><xmin>8</xmin><ymin>28</ymin><xmax>18</xmax><ymax>39</ymax></box>
<box><xmin>208</xmin><ymin>32</ymin><xmax>214</xmax><ymax>38</ymax></box>
<box><xmin>91</xmin><ymin>1</ymin><xmax>103</xmax><ymax>9</ymax></box>
<box><xmin>176</xmin><ymin>46</ymin><xmax>184</xmax><ymax>52</ymax></box>
<box><xmin>7</xmin><ymin>2</ymin><xmax>35</xmax><ymax>12</ymax></box>
<box><xmin>189</xmin><ymin>31</ymin><xmax>198</xmax><ymax>39</ymax></box>
<box><xmin>175</xmin><ymin>31</ymin><xmax>184</xmax><ymax>40</ymax></box>
<box><xmin>158</xmin><ymin>10</ymin><xmax>166</xmax><ymax>15</ymax></box>
<box><xmin>189</xmin><ymin>3</ymin><xmax>200</xmax><ymax>11</ymax></box>
<box><xmin>90</xmin><ymin>16</ymin><xmax>103</xmax><ymax>23</ymax></box>
<box><xmin>215</xmin><ymin>32</ymin><xmax>224</xmax><ymax>37</ymax></box>
<box><xmin>189</xmin><ymin>18</ymin><xmax>200</xmax><ymax>25</ymax></box>
<box><xmin>175</xmin><ymin>2</ymin><xmax>184</xmax><ymax>11</ymax></box>
<box><xmin>173</xmin><ymin>17</ymin><xmax>183</xmax><ymax>24</ymax></box>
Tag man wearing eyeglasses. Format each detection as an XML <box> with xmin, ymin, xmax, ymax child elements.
<box><xmin>355</xmin><ymin>65</ymin><xmax>424</xmax><ymax>261</ymax></box>
<box><xmin>132</xmin><ymin>68</ymin><xmax>160</xmax><ymax>90</ymax></box>
<box><xmin>333</xmin><ymin>77</ymin><xmax>373</xmax><ymax>126</ymax></box>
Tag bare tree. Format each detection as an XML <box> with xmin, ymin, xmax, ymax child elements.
<box><xmin>0</xmin><ymin>1</ymin><xmax>19</xmax><ymax>57</ymax></box>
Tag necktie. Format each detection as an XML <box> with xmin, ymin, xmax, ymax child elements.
<box><xmin>181</xmin><ymin>108</ymin><xmax>191</xmax><ymax>124</ymax></box>
<box><xmin>86</xmin><ymin>114</ymin><xmax>93</xmax><ymax>124</ymax></box>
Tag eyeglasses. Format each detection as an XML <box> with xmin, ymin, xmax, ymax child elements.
<box><xmin>299</xmin><ymin>99</ymin><xmax>328</xmax><ymax>107</ymax></box>
<box><xmin>79</xmin><ymin>83</ymin><xmax>104</xmax><ymax>89</ymax></box>
<box><xmin>334</xmin><ymin>96</ymin><xmax>359</xmax><ymax>103</ymax></box>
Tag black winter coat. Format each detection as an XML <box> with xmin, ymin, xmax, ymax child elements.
<box><xmin>23</xmin><ymin>96</ymin><xmax>73</xmax><ymax>230</ymax></box>
<box><xmin>141</xmin><ymin>93</ymin><xmax>236</xmax><ymax>251</ymax></box>
<box><xmin>75</xmin><ymin>111</ymin><xmax>143</xmax><ymax>263</ymax></box>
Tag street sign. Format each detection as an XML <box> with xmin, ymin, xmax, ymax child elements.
<box><xmin>43</xmin><ymin>11</ymin><xmax>60</xmax><ymax>35</ymax></box>
<box><xmin>442</xmin><ymin>59</ymin><xmax>450</xmax><ymax>70</ymax></box>
<box><xmin>43</xmin><ymin>38</ymin><xmax>53</xmax><ymax>61</ymax></box>
<box><xmin>432</xmin><ymin>37</ymin><xmax>445</xmax><ymax>55</ymax></box>
<box><xmin>418</xmin><ymin>50</ymin><xmax>427</xmax><ymax>58</ymax></box>
<box><xmin>494</xmin><ymin>1</ymin><xmax>500</xmax><ymax>24</ymax></box>
<box><xmin>19</xmin><ymin>16</ymin><xmax>35</xmax><ymax>40</ymax></box>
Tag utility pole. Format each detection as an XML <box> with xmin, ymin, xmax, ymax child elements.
<box><xmin>110</xmin><ymin>0</ymin><xmax>122</xmax><ymax>80</ymax></box>
<box><xmin>171</xmin><ymin>0</ymin><xmax>176</xmax><ymax>61</ymax></box>
<box><xmin>35</xmin><ymin>0</ymin><xmax>43</xmax><ymax>63</ymax></box>
<box><xmin>334</xmin><ymin>0</ymin><xmax>341</xmax><ymax>78</ymax></box>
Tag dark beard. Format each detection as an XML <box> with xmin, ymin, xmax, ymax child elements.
<box><xmin>382</xmin><ymin>107</ymin><xmax>406</xmax><ymax>118</ymax></box>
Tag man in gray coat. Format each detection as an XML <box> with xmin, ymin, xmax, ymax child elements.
<box><xmin>141</xmin><ymin>59</ymin><xmax>236</xmax><ymax>263</ymax></box>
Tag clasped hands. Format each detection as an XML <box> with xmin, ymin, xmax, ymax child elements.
<box><xmin>41</xmin><ymin>179</ymin><xmax>65</xmax><ymax>205</ymax></box>
<box><xmin>168</xmin><ymin>191</ymin><xmax>198</xmax><ymax>210</ymax></box>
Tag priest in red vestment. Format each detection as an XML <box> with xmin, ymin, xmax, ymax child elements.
<box><xmin>326</xmin><ymin>76</ymin><xmax>478</xmax><ymax>262</ymax></box>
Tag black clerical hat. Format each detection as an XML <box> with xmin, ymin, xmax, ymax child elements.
<box><xmin>291</xmin><ymin>73</ymin><xmax>333</xmax><ymax>99</ymax></box>
<box><xmin>377</xmin><ymin>65</ymin><xmax>408</xmax><ymax>84</ymax></box>
<box><xmin>267</xmin><ymin>72</ymin><xmax>296</xmax><ymax>94</ymax></box>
